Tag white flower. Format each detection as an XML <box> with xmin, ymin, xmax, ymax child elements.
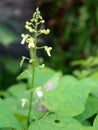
<box><xmin>21</xmin><ymin>38</ymin><xmax>26</xmax><ymax>45</ymax></box>
<box><xmin>36</xmin><ymin>88</ymin><xmax>43</xmax><ymax>98</ymax></box>
<box><xmin>28</xmin><ymin>41</ymin><xmax>35</xmax><ymax>48</ymax></box>
<box><xmin>37</xmin><ymin>90</ymin><xmax>43</xmax><ymax>97</ymax></box>
<box><xmin>21</xmin><ymin>98</ymin><xmax>28</xmax><ymax>108</ymax></box>
<box><xmin>45</xmin><ymin>46</ymin><xmax>52</xmax><ymax>57</ymax></box>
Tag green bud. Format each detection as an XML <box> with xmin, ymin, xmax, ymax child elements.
<box><xmin>21</xmin><ymin>34</ymin><xmax>25</xmax><ymax>38</ymax></box>
<box><xmin>21</xmin><ymin>34</ymin><xmax>28</xmax><ymax>39</ymax></box>
<box><xmin>25</xmin><ymin>25</ymin><xmax>30</xmax><ymax>30</ymax></box>
<box><xmin>38</xmin><ymin>15</ymin><xmax>42</xmax><ymax>20</ymax></box>
<box><xmin>29</xmin><ymin>28</ymin><xmax>36</xmax><ymax>33</ymax></box>
<box><xmin>29</xmin><ymin>59</ymin><xmax>33</xmax><ymax>63</ymax></box>
<box><xmin>26</xmin><ymin>21</ymin><xmax>32</xmax><ymax>25</ymax></box>
<box><xmin>41</xmin><ymin>20</ymin><xmax>45</xmax><ymax>23</ymax></box>
<box><xmin>39</xmin><ymin>64</ymin><xmax>45</xmax><ymax>69</ymax></box>
<box><xmin>40</xmin><ymin>29</ymin><xmax>50</xmax><ymax>35</ymax></box>
<box><xmin>45</xmin><ymin>29</ymin><xmax>50</xmax><ymax>34</ymax></box>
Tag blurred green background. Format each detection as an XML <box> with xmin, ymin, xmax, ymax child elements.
<box><xmin>0</xmin><ymin>0</ymin><xmax>98</xmax><ymax>90</ymax></box>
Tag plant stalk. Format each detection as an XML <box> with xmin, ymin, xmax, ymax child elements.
<box><xmin>26</xmin><ymin>25</ymin><xmax>37</xmax><ymax>129</ymax></box>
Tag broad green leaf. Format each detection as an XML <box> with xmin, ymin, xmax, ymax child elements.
<box><xmin>15</xmin><ymin>72</ymin><xmax>61</xmax><ymax>119</ymax></box>
<box><xmin>28</xmin><ymin>114</ymin><xmax>92</xmax><ymax>130</ymax></box>
<box><xmin>34</xmin><ymin>68</ymin><xmax>61</xmax><ymax>87</ymax></box>
<box><xmin>81</xmin><ymin>77</ymin><xmax>98</xmax><ymax>97</ymax></box>
<box><xmin>0</xmin><ymin>26</ymin><xmax>18</xmax><ymax>46</ymax></box>
<box><xmin>75</xmin><ymin>95</ymin><xmax>98</xmax><ymax>122</ymax></box>
<box><xmin>16</xmin><ymin>70</ymin><xmax>62</xmax><ymax>119</ymax></box>
<box><xmin>4</xmin><ymin>90</ymin><xmax>45</xmax><ymax>120</ymax></box>
<box><xmin>17</xmin><ymin>67</ymin><xmax>58</xmax><ymax>87</ymax></box>
<box><xmin>43</xmin><ymin>72</ymin><xmax>62</xmax><ymax>90</ymax></box>
<box><xmin>7</xmin><ymin>83</ymin><xmax>27</xmax><ymax>98</ymax></box>
<box><xmin>0</xmin><ymin>99</ymin><xmax>22</xmax><ymax>130</ymax></box>
<box><xmin>0</xmin><ymin>128</ymin><xmax>12</xmax><ymax>130</ymax></box>
<box><xmin>43</xmin><ymin>75</ymin><xmax>90</xmax><ymax>116</ymax></box>
<box><xmin>17</xmin><ymin>90</ymin><xmax>48</xmax><ymax>119</ymax></box>
<box><xmin>3</xmin><ymin>97</ymin><xmax>29</xmax><ymax>117</ymax></box>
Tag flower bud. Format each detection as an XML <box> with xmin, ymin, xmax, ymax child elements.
<box><xmin>26</xmin><ymin>38</ymin><xmax>35</xmax><ymax>48</ymax></box>
<box><xmin>26</xmin><ymin>21</ymin><xmax>31</xmax><ymax>25</ymax></box>
<box><xmin>41</xmin><ymin>20</ymin><xmax>45</xmax><ymax>23</ymax></box>
<box><xmin>21</xmin><ymin>34</ymin><xmax>25</xmax><ymax>38</ymax></box>
<box><xmin>28</xmin><ymin>41</ymin><xmax>34</xmax><ymax>48</ymax></box>
<box><xmin>45</xmin><ymin>29</ymin><xmax>50</xmax><ymax>34</ymax></box>
<box><xmin>36</xmin><ymin>87</ymin><xmax>43</xmax><ymax>98</ymax></box>
<box><xmin>44</xmin><ymin>46</ymin><xmax>52</xmax><ymax>57</ymax></box>
<box><xmin>39</xmin><ymin>64</ymin><xmax>45</xmax><ymax>69</ymax></box>
<box><xmin>40</xmin><ymin>29</ymin><xmax>50</xmax><ymax>35</ymax></box>
<box><xmin>21</xmin><ymin>98</ymin><xmax>28</xmax><ymax>108</ymax></box>
<box><xmin>25</xmin><ymin>25</ymin><xmax>30</xmax><ymax>30</ymax></box>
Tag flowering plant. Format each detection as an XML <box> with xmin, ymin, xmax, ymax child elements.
<box><xmin>0</xmin><ymin>7</ymin><xmax>98</xmax><ymax>130</ymax></box>
<box><xmin>20</xmin><ymin>7</ymin><xmax>52</xmax><ymax>128</ymax></box>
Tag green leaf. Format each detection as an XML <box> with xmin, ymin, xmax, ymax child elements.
<box><xmin>43</xmin><ymin>75</ymin><xmax>90</xmax><ymax>116</ymax></box>
<box><xmin>0</xmin><ymin>128</ymin><xmax>12</xmax><ymax>130</ymax></box>
<box><xmin>75</xmin><ymin>95</ymin><xmax>98</xmax><ymax>122</ymax></box>
<box><xmin>34</xmin><ymin>68</ymin><xmax>60</xmax><ymax>87</ymax></box>
<box><xmin>4</xmin><ymin>90</ymin><xmax>45</xmax><ymax>120</ymax></box>
<box><xmin>81</xmin><ymin>77</ymin><xmax>98</xmax><ymax>98</ymax></box>
<box><xmin>4</xmin><ymin>96</ymin><xmax>29</xmax><ymax>117</ymax></box>
<box><xmin>14</xmin><ymin>70</ymin><xmax>62</xmax><ymax>119</ymax></box>
<box><xmin>7</xmin><ymin>83</ymin><xmax>27</xmax><ymax>98</ymax></box>
<box><xmin>28</xmin><ymin>114</ymin><xmax>91</xmax><ymax>130</ymax></box>
<box><xmin>0</xmin><ymin>26</ymin><xmax>19</xmax><ymax>46</ymax></box>
<box><xmin>0</xmin><ymin>99</ymin><xmax>22</xmax><ymax>130</ymax></box>
<box><xmin>17</xmin><ymin>67</ymin><xmax>58</xmax><ymax>87</ymax></box>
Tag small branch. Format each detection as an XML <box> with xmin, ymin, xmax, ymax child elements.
<box><xmin>36</xmin><ymin>46</ymin><xmax>45</xmax><ymax>49</ymax></box>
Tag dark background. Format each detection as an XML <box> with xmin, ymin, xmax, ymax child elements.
<box><xmin>0</xmin><ymin>0</ymin><xmax>98</xmax><ymax>88</ymax></box>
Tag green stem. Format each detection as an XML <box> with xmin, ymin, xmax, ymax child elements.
<box><xmin>26</xmin><ymin>25</ymin><xmax>37</xmax><ymax>129</ymax></box>
<box><xmin>26</xmin><ymin>65</ymin><xmax>35</xmax><ymax>128</ymax></box>
<box><xmin>36</xmin><ymin>46</ymin><xmax>45</xmax><ymax>49</ymax></box>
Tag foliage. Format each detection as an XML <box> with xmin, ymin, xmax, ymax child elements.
<box><xmin>71</xmin><ymin>56</ymin><xmax>98</xmax><ymax>79</ymax></box>
<box><xmin>0</xmin><ymin>26</ymin><xmax>19</xmax><ymax>46</ymax></box>
<box><xmin>39</xmin><ymin>0</ymin><xmax>98</xmax><ymax>73</ymax></box>
<box><xmin>1</xmin><ymin>7</ymin><xmax>98</xmax><ymax>130</ymax></box>
<box><xmin>0</xmin><ymin>57</ymin><xmax>20</xmax><ymax>90</ymax></box>
<box><xmin>1</xmin><ymin>67</ymin><xmax>98</xmax><ymax>129</ymax></box>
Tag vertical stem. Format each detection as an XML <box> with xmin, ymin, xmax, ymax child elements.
<box><xmin>26</xmin><ymin>25</ymin><xmax>37</xmax><ymax>129</ymax></box>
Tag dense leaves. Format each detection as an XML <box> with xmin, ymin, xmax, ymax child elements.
<box><xmin>43</xmin><ymin>75</ymin><xmax>90</xmax><ymax>116</ymax></box>
<box><xmin>28</xmin><ymin>114</ymin><xmax>93</xmax><ymax>130</ymax></box>
<box><xmin>1</xmin><ymin>67</ymin><xmax>98</xmax><ymax>129</ymax></box>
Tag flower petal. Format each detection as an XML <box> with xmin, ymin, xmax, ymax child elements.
<box><xmin>36</xmin><ymin>89</ymin><xmax>43</xmax><ymax>98</ymax></box>
<box><xmin>28</xmin><ymin>41</ymin><xmax>35</xmax><ymax>48</ymax></box>
<box><xmin>45</xmin><ymin>46</ymin><xmax>52</xmax><ymax>57</ymax></box>
<box><xmin>21</xmin><ymin>38</ymin><xmax>26</xmax><ymax>45</ymax></box>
